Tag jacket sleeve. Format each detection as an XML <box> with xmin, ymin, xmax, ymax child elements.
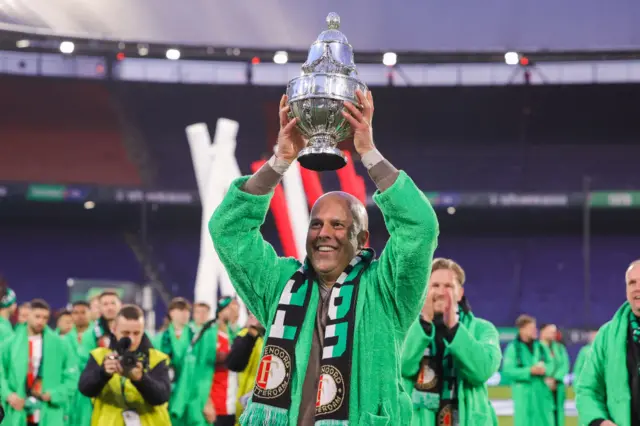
<box><xmin>501</xmin><ymin>342</ymin><xmax>532</xmax><ymax>382</ymax></box>
<box><xmin>372</xmin><ymin>171</ymin><xmax>439</xmax><ymax>331</ymax></box>
<box><xmin>131</xmin><ymin>358</ymin><xmax>172</xmax><ymax>406</ymax></box>
<box><xmin>78</xmin><ymin>354</ymin><xmax>112</xmax><ymax>398</ymax></box>
<box><xmin>446</xmin><ymin>319</ymin><xmax>502</xmax><ymax>386</ymax></box>
<box><xmin>226</xmin><ymin>329</ymin><xmax>258</xmax><ymax>372</ymax></box>
<box><xmin>576</xmin><ymin>326</ymin><xmax>612</xmax><ymax>425</ymax></box>
<box><xmin>47</xmin><ymin>338</ymin><xmax>80</xmax><ymax>407</ymax></box>
<box><xmin>209</xmin><ymin>176</ymin><xmax>302</xmax><ymax>326</ymax></box>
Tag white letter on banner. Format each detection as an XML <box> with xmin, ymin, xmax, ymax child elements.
<box><xmin>186</xmin><ymin>118</ymin><xmax>247</xmax><ymax>325</ymax></box>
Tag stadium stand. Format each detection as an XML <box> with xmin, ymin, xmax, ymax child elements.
<box><xmin>0</xmin><ymin>76</ymin><xmax>142</xmax><ymax>185</ymax></box>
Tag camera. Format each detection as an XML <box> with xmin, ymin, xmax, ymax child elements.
<box><xmin>114</xmin><ymin>337</ymin><xmax>138</xmax><ymax>371</ymax></box>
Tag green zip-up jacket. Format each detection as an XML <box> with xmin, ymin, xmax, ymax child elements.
<box><xmin>401</xmin><ymin>313</ymin><xmax>501</xmax><ymax>426</ymax></box>
<box><xmin>502</xmin><ymin>338</ymin><xmax>555</xmax><ymax>426</ymax></box>
<box><xmin>576</xmin><ymin>302</ymin><xmax>636</xmax><ymax>426</ymax></box>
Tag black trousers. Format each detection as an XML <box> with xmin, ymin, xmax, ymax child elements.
<box><xmin>215</xmin><ymin>414</ymin><xmax>236</xmax><ymax>426</ymax></box>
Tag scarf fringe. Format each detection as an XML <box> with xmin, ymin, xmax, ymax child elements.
<box><xmin>240</xmin><ymin>402</ymin><xmax>289</xmax><ymax>426</ymax></box>
<box><xmin>315</xmin><ymin>420</ymin><xmax>349</xmax><ymax>426</ymax></box>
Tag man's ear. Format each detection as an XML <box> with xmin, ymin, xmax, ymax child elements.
<box><xmin>357</xmin><ymin>230</ymin><xmax>370</xmax><ymax>249</ymax></box>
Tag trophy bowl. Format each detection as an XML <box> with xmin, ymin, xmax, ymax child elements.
<box><xmin>285</xmin><ymin>13</ymin><xmax>368</xmax><ymax>172</ymax></box>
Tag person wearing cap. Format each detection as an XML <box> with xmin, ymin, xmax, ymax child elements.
<box><xmin>0</xmin><ymin>287</ymin><xmax>17</xmax><ymax>343</ymax></box>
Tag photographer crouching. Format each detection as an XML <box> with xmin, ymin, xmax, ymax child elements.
<box><xmin>78</xmin><ymin>304</ymin><xmax>171</xmax><ymax>426</ymax></box>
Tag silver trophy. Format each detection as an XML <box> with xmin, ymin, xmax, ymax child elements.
<box><xmin>286</xmin><ymin>13</ymin><xmax>368</xmax><ymax>171</ymax></box>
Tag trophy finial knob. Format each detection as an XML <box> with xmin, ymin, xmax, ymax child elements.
<box><xmin>326</xmin><ymin>13</ymin><xmax>340</xmax><ymax>30</ymax></box>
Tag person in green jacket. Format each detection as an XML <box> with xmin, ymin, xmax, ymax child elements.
<box><xmin>152</xmin><ymin>296</ymin><xmax>194</xmax><ymax>420</ymax></box>
<box><xmin>0</xmin><ymin>299</ymin><xmax>78</xmax><ymax>426</ymax></box>
<box><xmin>572</xmin><ymin>329</ymin><xmax>597</xmax><ymax>385</ymax></box>
<box><xmin>502</xmin><ymin>314</ymin><xmax>555</xmax><ymax>426</ymax></box>
<box><xmin>209</xmin><ymin>90</ymin><xmax>439</xmax><ymax>425</ymax></box>
<box><xmin>539</xmin><ymin>323</ymin><xmax>570</xmax><ymax>426</ymax></box>
<box><xmin>0</xmin><ymin>287</ymin><xmax>17</xmax><ymax>343</ymax></box>
<box><xmin>169</xmin><ymin>317</ymin><xmax>219</xmax><ymax>426</ymax></box>
<box><xmin>60</xmin><ymin>300</ymin><xmax>92</xmax><ymax>425</ymax></box>
<box><xmin>402</xmin><ymin>258</ymin><xmax>501</xmax><ymax>426</ymax></box>
<box><xmin>575</xmin><ymin>259</ymin><xmax>640</xmax><ymax>426</ymax></box>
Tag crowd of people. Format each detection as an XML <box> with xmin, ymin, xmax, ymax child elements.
<box><xmin>0</xmin><ymin>89</ymin><xmax>638</xmax><ymax>426</ymax></box>
<box><xmin>0</xmin><ymin>287</ymin><xmax>267</xmax><ymax>426</ymax></box>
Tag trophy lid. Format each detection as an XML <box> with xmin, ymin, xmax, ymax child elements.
<box><xmin>302</xmin><ymin>13</ymin><xmax>356</xmax><ymax>76</ymax></box>
<box><xmin>316</xmin><ymin>12</ymin><xmax>349</xmax><ymax>44</ymax></box>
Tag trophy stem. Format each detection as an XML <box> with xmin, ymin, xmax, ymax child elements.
<box><xmin>297</xmin><ymin>135</ymin><xmax>347</xmax><ymax>171</ymax></box>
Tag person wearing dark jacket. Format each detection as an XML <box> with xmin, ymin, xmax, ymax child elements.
<box><xmin>78</xmin><ymin>304</ymin><xmax>171</xmax><ymax>426</ymax></box>
<box><xmin>225</xmin><ymin>314</ymin><xmax>265</xmax><ymax>424</ymax></box>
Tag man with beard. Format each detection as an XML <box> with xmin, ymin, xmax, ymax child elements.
<box><xmin>539</xmin><ymin>323</ymin><xmax>570</xmax><ymax>426</ymax></box>
<box><xmin>71</xmin><ymin>290</ymin><xmax>121</xmax><ymax>425</ymax></box>
<box><xmin>0</xmin><ymin>287</ymin><xmax>17</xmax><ymax>342</ymax></box>
<box><xmin>575</xmin><ymin>259</ymin><xmax>640</xmax><ymax>426</ymax></box>
<box><xmin>209</xmin><ymin>90</ymin><xmax>438</xmax><ymax>425</ymax></box>
<box><xmin>502</xmin><ymin>315</ymin><xmax>554</xmax><ymax>426</ymax></box>
<box><xmin>0</xmin><ymin>299</ymin><xmax>78</xmax><ymax>426</ymax></box>
<box><xmin>401</xmin><ymin>258</ymin><xmax>501</xmax><ymax>426</ymax></box>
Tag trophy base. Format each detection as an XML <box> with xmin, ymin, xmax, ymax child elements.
<box><xmin>298</xmin><ymin>145</ymin><xmax>347</xmax><ymax>171</ymax></box>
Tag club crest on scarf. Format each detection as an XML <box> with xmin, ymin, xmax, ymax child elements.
<box><xmin>438</xmin><ymin>404</ymin><xmax>458</xmax><ymax>426</ymax></box>
<box><xmin>416</xmin><ymin>347</ymin><xmax>438</xmax><ymax>391</ymax></box>
<box><xmin>316</xmin><ymin>365</ymin><xmax>345</xmax><ymax>414</ymax></box>
<box><xmin>255</xmin><ymin>345</ymin><xmax>291</xmax><ymax>399</ymax></box>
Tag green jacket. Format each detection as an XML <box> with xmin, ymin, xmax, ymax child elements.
<box><xmin>544</xmin><ymin>340</ymin><xmax>570</xmax><ymax>426</ymax></box>
<box><xmin>501</xmin><ymin>338</ymin><xmax>555</xmax><ymax>426</ymax></box>
<box><xmin>152</xmin><ymin>323</ymin><xmax>192</xmax><ymax>400</ymax></box>
<box><xmin>0</xmin><ymin>326</ymin><xmax>79</xmax><ymax>426</ymax></box>
<box><xmin>209</xmin><ymin>171</ymin><xmax>439</xmax><ymax>425</ymax></box>
<box><xmin>169</xmin><ymin>321</ymin><xmax>219</xmax><ymax>426</ymax></box>
<box><xmin>576</xmin><ymin>302</ymin><xmax>635</xmax><ymax>426</ymax></box>
<box><xmin>401</xmin><ymin>313</ymin><xmax>501</xmax><ymax>426</ymax></box>
<box><xmin>0</xmin><ymin>317</ymin><xmax>13</xmax><ymax>344</ymax></box>
<box><xmin>69</xmin><ymin>320</ymin><xmax>108</xmax><ymax>426</ymax></box>
<box><xmin>572</xmin><ymin>343</ymin><xmax>591</xmax><ymax>384</ymax></box>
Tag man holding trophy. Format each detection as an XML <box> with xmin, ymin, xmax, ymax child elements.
<box><xmin>209</xmin><ymin>13</ymin><xmax>439</xmax><ymax>426</ymax></box>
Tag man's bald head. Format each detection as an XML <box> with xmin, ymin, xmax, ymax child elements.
<box><xmin>307</xmin><ymin>191</ymin><xmax>370</xmax><ymax>285</ymax></box>
<box><xmin>312</xmin><ymin>192</ymin><xmax>368</xmax><ymax>237</ymax></box>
